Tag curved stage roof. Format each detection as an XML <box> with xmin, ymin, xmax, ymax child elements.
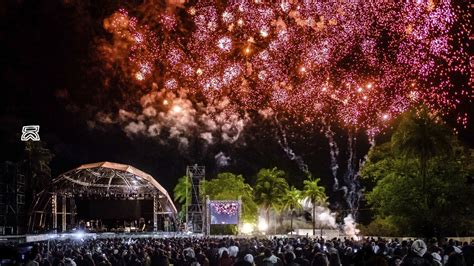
<box><xmin>53</xmin><ymin>161</ymin><xmax>177</xmax><ymax>214</ymax></box>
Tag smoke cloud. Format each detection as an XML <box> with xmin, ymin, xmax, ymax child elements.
<box><xmin>214</xmin><ymin>152</ymin><xmax>231</xmax><ymax>168</ymax></box>
<box><xmin>343</xmin><ymin>214</ymin><xmax>360</xmax><ymax>239</ymax></box>
<box><xmin>93</xmin><ymin>89</ymin><xmax>249</xmax><ymax>150</ymax></box>
<box><xmin>300</xmin><ymin>197</ymin><xmax>337</xmax><ymax>228</ymax></box>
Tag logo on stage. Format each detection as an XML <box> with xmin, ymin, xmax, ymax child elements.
<box><xmin>21</xmin><ymin>125</ymin><xmax>40</xmax><ymax>141</ymax></box>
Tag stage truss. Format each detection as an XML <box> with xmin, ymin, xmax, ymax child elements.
<box><xmin>186</xmin><ymin>165</ymin><xmax>205</xmax><ymax>234</ymax></box>
<box><xmin>28</xmin><ymin>162</ymin><xmax>177</xmax><ymax>233</ymax></box>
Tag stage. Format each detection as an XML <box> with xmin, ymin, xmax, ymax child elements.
<box><xmin>0</xmin><ymin>229</ymin><xmax>341</xmax><ymax>244</ymax></box>
<box><xmin>0</xmin><ymin>232</ymin><xmax>204</xmax><ymax>244</ymax></box>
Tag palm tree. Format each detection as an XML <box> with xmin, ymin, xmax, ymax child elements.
<box><xmin>281</xmin><ymin>186</ymin><xmax>303</xmax><ymax>234</ymax></box>
<box><xmin>173</xmin><ymin>175</ymin><xmax>191</xmax><ymax>222</ymax></box>
<box><xmin>391</xmin><ymin>108</ymin><xmax>452</xmax><ymax>203</ymax></box>
<box><xmin>254</xmin><ymin>167</ymin><xmax>289</xmax><ymax>232</ymax></box>
<box><xmin>303</xmin><ymin>177</ymin><xmax>327</xmax><ymax>236</ymax></box>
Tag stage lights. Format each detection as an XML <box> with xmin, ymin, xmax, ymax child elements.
<box><xmin>257</xmin><ymin>218</ymin><xmax>268</xmax><ymax>232</ymax></box>
<box><xmin>73</xmin><ymin>230</ymin><xmax>85</xmax><ymax>239</ymax></box>
<box><xmin>241</xmin><ymin>223</ymin><xmax>255</xmax><ymax>234</ymax></box>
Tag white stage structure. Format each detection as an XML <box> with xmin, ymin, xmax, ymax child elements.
<box><xmin>28</xmin><ymin>162</ymin><xmax>177</xmax><ymax>233</ymax></box>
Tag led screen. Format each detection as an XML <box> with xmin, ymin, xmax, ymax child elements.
<box><xmin>209</xmin><ymin>201</ymin><xmax>239</xmax><ymax>225</ymax></box>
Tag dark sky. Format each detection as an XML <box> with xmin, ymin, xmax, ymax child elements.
<box><xmin>1</xmin><ymin>0</ymin><xmax>472</xmax><ymax>217</ymax></box>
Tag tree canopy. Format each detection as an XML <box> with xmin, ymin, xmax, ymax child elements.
<box><xmin>360</xmin><ymin>111</ymin><xmax>474</xmax><ymax>237</ymax></box>
<box><xmin>254</xmin><ymin>167</ymin><xmax>289</xmax><ymax>222</ymax></box>
<box><xmin>173</xmin><ymin>175</ymin><xmax>191</xmax><ymax>221</ymax></box>
<box><xmin>303</xmin><ymin>177</ymin><xmax>327</xmax><ymax>235</ymax></box>
<box><xmin>391</xmin><ymin>108</ymin><xmax>452</xmax><ymax>196</ymax></box>
<box><xmin>202</xmin><ymin>172</ymin><xmax>258</xmax><ymax>223</ymax></box>
<box><xmin>281</xmin><ymin>186</ymin><xmax>303</xmax><ymax>232</ymax></box>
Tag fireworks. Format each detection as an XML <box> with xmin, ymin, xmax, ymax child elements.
<box><xmin>210</xmin><ymin>202</ymin><xmax>239</xmax><ymax>216</ymax></box>
<box><xmin>98</xmin><ymin>1</ymin><xmax>471</xmax><ymax>135</ymax></box>
<box><xmin>171</xmin><ymin>105</ymin><xmax>182</xmax><ymax>113</ymax></box>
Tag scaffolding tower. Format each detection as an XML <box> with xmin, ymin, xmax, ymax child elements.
<box><xmin>0</xmin><ymin>162</ymin><xmax>26</xmax><ymax>235</ymax></box>
<box><xmin>186</xmin><ymin>165</ymin><xmax>205</xmax><ymax>233</ymax></box>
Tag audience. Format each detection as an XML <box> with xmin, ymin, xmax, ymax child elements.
<box><xmin>2</xmin><ymin>236</ymin><xmax>472</xmax><ymax>266</ymax></box>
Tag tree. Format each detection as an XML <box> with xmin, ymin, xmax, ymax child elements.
<box><xmin>254</xmin><ymin>167</ymin><xmax>289</xmax><ymax>231</ymax></box>
<box><xmin>173</xmin><ymin>175</ymin><xmax>191</xmax><ymax>221</ymax></box>
<box><xmin>281</xmin><ymin>186</ymin><xmax>303</xmax><ymax>233</ymax></box>
<box><xmin>358</xmin><ymin>216</ymin><xmax>401</xmax><ymax>237</ymax></box>
<box><xmin>202</xmin><ymin>172</ymin><xmax>258</xmax><ymax>223</ymax></box>
<box><xmin>391</xmin><ymin>108</ymin><xmax>452</xmax><ymax>203</ymax></box>
<box><xmin>361</xmin><ymin>116</ymin><xmax>474</xmax><ymax>237</ymax></box>
<box><xmin>302</xmin><ymin>177</ymin><xmax>327</xmax><ymax>236</ymax></box>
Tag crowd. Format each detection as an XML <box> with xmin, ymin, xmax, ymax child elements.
<box><xmin>15</xmin><ymin>236</ymin><xmax>474</xmax><ymax>266</ymax></box>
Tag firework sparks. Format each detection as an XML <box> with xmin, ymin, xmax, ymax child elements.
<box><xmin>97</xmin><ymin>1</ymin><xmax>471</xmax><ymax>134</ymax></box>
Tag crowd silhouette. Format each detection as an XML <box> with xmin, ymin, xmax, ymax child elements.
<box><xmin>11</xmin><ymin>236</ymin><xmax>474</xmax><ymax>266</ymax></box>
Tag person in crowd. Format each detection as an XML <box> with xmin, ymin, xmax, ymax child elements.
<box><xmin>431</xmin><ymin>252</ymin><xmax>442</xmax><ymax>266</ymax></box>
<box><xmin>235</xmin><ymin>254</ymin><xmax>254</xmax><ymax>266</ymax></box>
<box><xmin>445</xmin><ymin>246</ymin><xmax>466</xmax><ymax>266</ymax></box>
<box><xmin>461</xmin><ymin>242</ymin><xmax>474</xmax><ymax>266</ymax></box>
<box><xmin>254</xmin><ymin>246</ymin><xmax>267</xmax><ymax>266</ymax></box>
<box><xmin>219</xmin><ymin>250</ymin><xmax>234</xmax><ymax>266</ymax></box>
<box><xmin>26</xmin><ymin>252</ymin><xmax>40</xmax><ymax>266</ymax></box>
<box><xmin>196</xmin><ymin>247</ymin><xmax>210</xmax><ymax>266</ymax></box>
<box><xmin>401</xmin><ymin>240</ymin><xmax>431</xmax><ymax>266</ymax></box>
<box><xmin>294</xmin><ymin>247</ymin><xmax>310</xmax><ymax>266</ymax></box>
<box><xmin>312</xmin><ymin>252</ymin><xmax>329</xmax><ymax>266</ymax></box>
<box><xmin>284</xmin><ymin>251</ymin><xmax>299</xmax><ymax>266</ymax></box>
<box><xmin>262</xmin><ymin>248</ymin><xmax>283</xmax><ymax>266</ymax></box>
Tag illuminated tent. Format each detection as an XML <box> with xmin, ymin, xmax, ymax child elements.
<box><xmin>29</xmin><ymin>162</ymin><xmax>177</xmax><ymax>233</ymax></box>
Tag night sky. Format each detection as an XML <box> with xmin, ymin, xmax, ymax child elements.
<box><xmin>1</xmin><ymin>0</ymin><xmax>472</xmax><ymax>218</ymax></box>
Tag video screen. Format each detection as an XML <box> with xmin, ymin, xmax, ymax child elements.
<box><xmin>209</xmin><ymin>201</ymin><xmax>239</xmax><ymax>225</ymax></box>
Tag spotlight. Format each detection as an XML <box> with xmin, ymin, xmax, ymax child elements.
<box><xmin>257</xmin><ymin>219</ymin><xmax>268</xmax><ymax>232</ymax></box>
<box><xmin>241</xmin><ymin>223</ymin><xmax>255</xmax><ymax>234</ymax></box>
<box><xmin>74</xmin><ymin>230</ymin><xmax>85</xmax><ymax>239</ymax></box>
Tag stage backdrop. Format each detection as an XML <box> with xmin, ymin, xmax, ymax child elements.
<box><xmin>209</xmin><ymin>201</ymin><xmax>240</xmax><ymax>225</ymax></box>
<box><xmin>76</xmin><ymin>199</ymin><xmax>153</xmax><ymax>220</ymax></box>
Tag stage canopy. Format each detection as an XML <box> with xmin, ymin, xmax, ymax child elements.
<box><xmin>29</xmin><ymin>162</ymin><xmax>177</xmax><ymax>233</ymax></box>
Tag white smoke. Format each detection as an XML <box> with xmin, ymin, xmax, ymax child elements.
<box><xmin>325</xmin><ymin>126</ymin><xmax>340</xmax><ymax>190</ymax></box>
<box><xmin>124</xmin><ymin>121</ymin><xmax>146</xmax><ymax>136</ymax></box>
<box><xmin>200</xmin><ymin>132</ymin><xmax>214</xmax><ymax>144</ymax></box>
<box><xmin>96</xmin><ymin>112</ymin><xmax>114</xmax><ymax>124</ymax></box>
<box><xmin>95</xmin><ymin>90</ymin><xmax>249</xmax><ymax>150</ymax></box>
<box><xmin>343</xmin><ymin>214</ymin><xmax>360</xmax><ymax>239</ymax></box>
<box><xmin>274</xmin><ymin>116</ymin><xmax>311</xmax><ymax>176</ymax></box>
<box><xmin>300</xmin><ymin>197</ymin><xmax>337</xmax><ymax>228</ymax></box>
<box><xmin>219</xmin><ymin>113</ymin><xmax>246</xmax><ymax>143</ymax></box>
<box><xmin>318</xmin><ymin>210</ymin><xmax>337</xmax><ymax>228</ymax></box>
<box><xmin>147</xmin><ymin>124</ymin><xmax>161</xmax><ymax>136</ymax></box>
<box><xmin>143</xmin><ymin>106</ymin><xmax>157</xmax><ymax>117</ymax></box>
<box><xmin>214</xmin><ymin>152</ymin><xmax>231</xmax><ymax>167</ymax></box>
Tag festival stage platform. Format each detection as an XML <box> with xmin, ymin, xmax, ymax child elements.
<box><xmin>0</xmin><ymin>230</ymin><xmax>337</xmax><ymax>244</ymax></box>
<box><xmin>0</xmin><ymin>232</ymin><xmax>203</xmax><ymax>244</ymax></box>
